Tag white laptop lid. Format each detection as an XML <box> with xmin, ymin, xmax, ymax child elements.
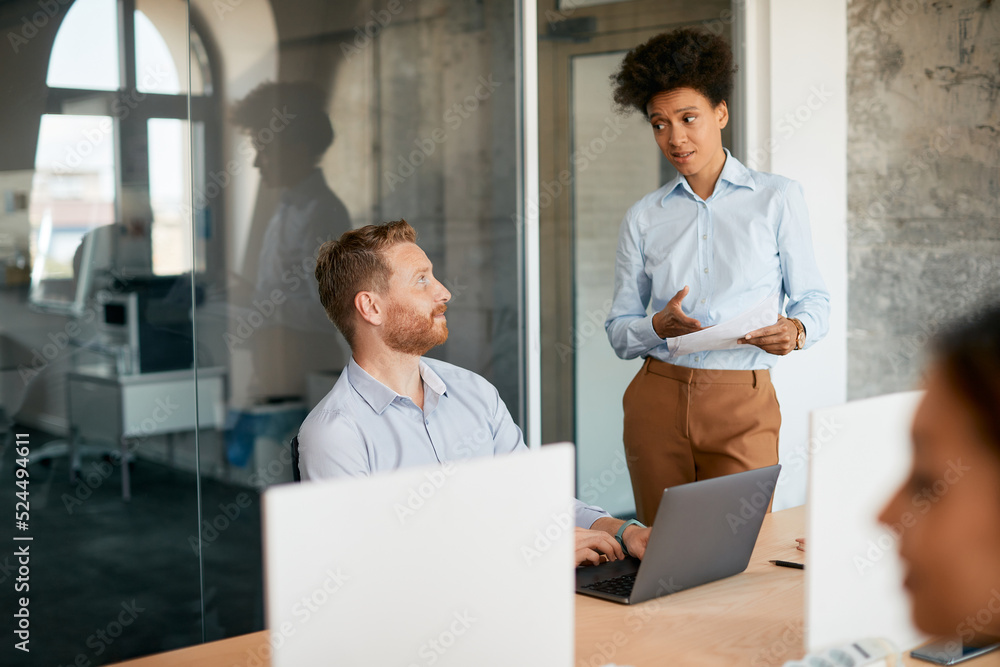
<box><xmin>806</xmin><ymin>391</ymin><xmax>928</xmax><ymax>652</ymax></box>
<box><xmin>263</xmin><ymin>443</ymin><xmax>575</xmax><ymax>667</ymax></box>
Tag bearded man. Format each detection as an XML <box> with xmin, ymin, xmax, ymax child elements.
<box><xmin>299</xmin><ymin>220</ymin><xmax>651</xmax><ymax>566</ymax></box>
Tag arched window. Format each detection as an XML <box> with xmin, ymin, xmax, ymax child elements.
<box><xmin>30</xmin><ymin>0</ymin><xmax>217</xmax><ymax>312</ymax></box>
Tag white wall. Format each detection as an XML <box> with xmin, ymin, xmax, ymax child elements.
<box><xmin>744</xmin><ymin>0</ymin><xmax>849</xmax><ymax>510</ymax></box>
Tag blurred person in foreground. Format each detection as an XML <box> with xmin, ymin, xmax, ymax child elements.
<box><xmin>879</xmin><ymin>304</ymin><xmax>1000</xmax><ymax>645</ymax></box>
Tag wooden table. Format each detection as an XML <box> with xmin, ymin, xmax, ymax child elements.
<box><xmin>113</xmin><ymin>506</ymin><xmax>1000</xmax><ymax>666</ymax></box>
<box><xmin>575</xmin><ymin>505</ymin><xmax>806</xmax><ymax>667</ymax></box>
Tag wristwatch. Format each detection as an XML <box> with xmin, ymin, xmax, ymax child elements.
<box><xmin>789</xmin><ymin>318</ymin><xmax>806</xmax><ymax>350</ymax></box>
<box><xmin>615</xmin><ymin>519</ymin><xmax>645</xmax><ymax>557</ymax></box>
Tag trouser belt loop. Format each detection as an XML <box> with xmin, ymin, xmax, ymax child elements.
<box><xmin>752</xmin><ymin>370</ymin><xmax>758</xmax><ymax>389</ymax></box>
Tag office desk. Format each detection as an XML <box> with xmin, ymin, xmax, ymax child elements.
<box><xmin>111</xmin><ymin>506</ymin><xmax>1000</xmax><ymax>667</ymax></box>
<box><xmin>67</xmin><ymin>365</ymin><xmax>226</xmax><ymax>500</ymax></box>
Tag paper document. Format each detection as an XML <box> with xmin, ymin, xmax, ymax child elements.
<box><xmin>666</xmin><ymin>290</ymin><xmax>781</xmax><ymax>357</ymax></box>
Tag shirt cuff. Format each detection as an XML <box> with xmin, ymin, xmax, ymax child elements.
<box><xmin>573</xmin><ymin>498</ymin><xmax>612</xmax><ymax>529</ymax></box>
<box><xmin>640</xmin><ymin>313</ymin><xmax>668</xmax><ymax>352</ymax></box>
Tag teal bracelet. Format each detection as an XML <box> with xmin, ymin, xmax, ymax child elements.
<box><xmin>615</xmin><ymin>519</ymin><xmax>645</xmax><ymax>557</ymax></box>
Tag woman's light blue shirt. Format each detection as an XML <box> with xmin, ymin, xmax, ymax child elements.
<box><xmin>605</xmin><ymin>149</ymin><xmax>831</xmax><ymax>369</ymax></box>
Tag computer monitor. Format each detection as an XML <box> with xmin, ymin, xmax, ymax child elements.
<box><xmin>28</xmin><ymin>221</ymin><xmax>108</xmax><ymax>316</ymax></box>
<box><xmin>805</xmin><ymin>391</ymin><xmax>927</xmax><ymax>652</ymax></box>
<box><xmin>98</xmin><ymin>275</ymin><xmax>201</xmax><ymax>374</ymax></box>
<box><xmin>262</xmin><ymin>445</ymin><xmax>576</xmax><ymax>667</ymax></box>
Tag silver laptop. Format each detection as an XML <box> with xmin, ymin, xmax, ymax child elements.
<box><xmin>576</xmin><ymin>464</ymin><xmax>781</xmax><ymax>605</ymax></box>
<box><xmin>263</xmin><ymin>444</ymin><xmax>576</xmax><ymax>667</ymax></box>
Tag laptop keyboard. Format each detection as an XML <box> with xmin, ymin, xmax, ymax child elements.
<box><xmin>583</xmin><ymin>574</ymin><xmax>636</xmax><ymax>598</ymax></box>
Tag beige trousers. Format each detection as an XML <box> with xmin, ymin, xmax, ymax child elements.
<box><xmin>622</xmin><ymin>357</ymin><xmax>781</xmax><ymax>524</ymax></box>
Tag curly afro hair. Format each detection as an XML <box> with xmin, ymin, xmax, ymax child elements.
<box><xmin>231</xmin><ymin>81</ymin><xmax>334</xmax><ymax>159</ymax></box>
<box><xmin>611</xmin><ymin>28</ymin><xmax>737</xmax><ymax>117</ymax></box>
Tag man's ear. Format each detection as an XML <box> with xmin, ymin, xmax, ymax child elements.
<box><xmin>355</xmin><ymin>291</ymin><xmax>383</xmax><ymax>327</ymax></box>
<box><xmin>716</xmin><ymin>100</ymin><xmax>729</xmax><ymax>130</ymax></box>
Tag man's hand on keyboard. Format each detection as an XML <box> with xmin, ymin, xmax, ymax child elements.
<box><xmin>575</xmin><ymin>528</ymin><xmax>625</xmax><ymax>566</ymax></box>
<box><xmin>621</xmin><ymin>524</ymin><xmax>651</xmax><ymax>560</ymax></box>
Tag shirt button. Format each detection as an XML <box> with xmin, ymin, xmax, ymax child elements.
<box><xmin>701</xmin><ymin>299</ymin><xmax>706</xmax><ymax>304</ymax></box>
<box><xmin>704</xmin><ymin>268</ymin><xmax>709</xmax><ymax>274</ymax></box>
<box><xmin>694</xmin><ymin>356</ymin><xmax>700</xmax><ymax>362</ymax></box>
<box><xmin>702</xmin><ymin>234</ymin><xmax>708</xmax><ymax>240</ymax></box>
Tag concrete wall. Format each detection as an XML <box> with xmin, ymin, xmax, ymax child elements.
<box><xmin>847</xmin><ymin>0</ymin><xmax>1000</xmax><ymax>399</ymax></box>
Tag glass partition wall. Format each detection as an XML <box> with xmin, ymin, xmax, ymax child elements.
<box><xmin>0</xmin><ymin>0</ymin><xmax>523</xmax><ymax>662</ymax></box>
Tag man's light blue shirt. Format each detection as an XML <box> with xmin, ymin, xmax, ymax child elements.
<box><xmin>298</xmin><ymin>356</ymin><xmax>611</xmax><ymax>529</ymax></box>
<box><xmin>605</xmin><ymin>150</ymin><xmax>831</xmax><ymax>369</ymax></box>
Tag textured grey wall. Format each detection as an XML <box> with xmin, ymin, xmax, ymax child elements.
<box><xmin>847</xmin><ymin>0</ymin><xmax>1000</xmax><ymax>399</ymax></box>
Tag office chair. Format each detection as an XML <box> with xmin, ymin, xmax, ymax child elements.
<box><xmin>1</xmin><ymin>340</ymin><xmax>127</xmax><ymax>489</ymax></box>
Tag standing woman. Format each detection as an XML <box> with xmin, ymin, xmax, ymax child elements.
<box><xmin>604</xmin><ymin>28</ymin><xmax>831</xmax><ymax>524</ymax></box>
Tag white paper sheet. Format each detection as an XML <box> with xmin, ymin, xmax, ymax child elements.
<box><xmin>666</xmin><ymin>290</ymin><xmax>781</xmax><ymax>357</ymax></box>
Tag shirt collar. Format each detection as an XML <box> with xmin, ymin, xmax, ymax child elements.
<box><xmin>280</xmin><ymin>168</ymin><xmax>327</xmax><ymax>208</ymax></box>
<box><xmin>717</xmin><ymin>149</ymin><xmax>756</xmax><ymax>191</ymax></box>
<box><xmin>660</xmin><ymin>148</ymin><xmax>756</xmax><ymax>204</ymax></box>
<box><xmin>418</xmin><ymin>359</ymin><xmax>448</xmax><ymax>397</ymax></box>
<box><xmin>346</xmin><ymin>356</ymin><xmax>448</xmax><ymax>415</ymax></box>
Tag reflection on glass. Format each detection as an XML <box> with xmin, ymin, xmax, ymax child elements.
<box><xmin>220</xmin><ymin>82</ymin><xmax>351</xmax><ymax>457</ymax></box>
<box><xmin>136</xmin><ymin>10</ymin><xmax>181</xmax><ymax>95</ymax></box>
<box><xmin>28</xmin><ymin>114</ymin><xmax>117</xmax><ymax>312</ymax></box>
<box><xmin>148</xmin><ymin>118</ymin><xmax>200</xmax><ymax>275</ymax></box>
<box><xmin>46</xmin><ymin>0</ymin><xmax>120</xmax><ymax>91</ymax></box>
<box><xmin>1</xmin><ymin>0</ymin><xmax>216</xmax><ymax>662</ymax></box>
<box><xmin>232</xmin><ymin>82</ymin><xmax>351</xmax><ymax>333</ymax></box>
<box><xmin>3</xmin><ymin>0</ymin><xmax>527</xmax><ymax>661</ymax></box>
<box><xmin>135</xmin><ymin>0</ymin><xmax>208</xmax><ymax>95</ymax></box>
